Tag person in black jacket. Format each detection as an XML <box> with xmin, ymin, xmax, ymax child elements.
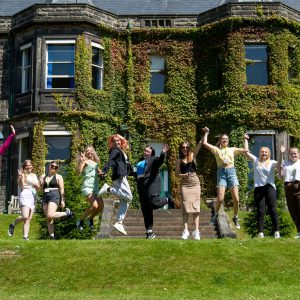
<box><xmin>98</xmin><ymin>134</ymin><xmax>133</xmax><ymax>235</ymax></box>
<box><xmin>136</xmin><ymin>144</ymin><xmax>173</xmax><ymax>239</ymax></box>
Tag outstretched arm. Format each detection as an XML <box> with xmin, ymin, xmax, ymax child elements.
<box><xmin>244</xmin><ymin>134</ymin><xmax>255</xmax><ymax>162</ymax></box>
<box><xmin>202</xmin><ymin>127</ymin><xmax>215</xmax><ymax>152</ymax></box>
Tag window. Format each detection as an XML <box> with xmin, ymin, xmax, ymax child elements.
<box><xmin>150</xmin><ymin>56</ymin><xmax>165</xmax><ymax>94</ymax></box>
<box><xmin>16</xmin><ymin>133</ymin><xmax>29</xmax><ymax>167</ymax></box>
<box><xmin>43</xmin><ymin>131</ymin><xmax>71</xmax><ymax>172</ymax></box>
<box><xmin>288</xmin><ymin>46</ymin><xmax>298</xmax><ymax>82</ymax></box>
<box><xmin>20</xmin><ymin>43</ymin><xmax>32</xmax><ymax>93</ymax></box>
<box><xmin>91</xmin><ymin>42</ymin><xmax>104</xmax><ymax>90</ymax></box>
<box><xmin>142</xmin><ymin>19</ymin><xmax>173</xmax><ymax>28</ymax></box>
<box><xmin>245</xmin><ymin>44</ymin><xmax>268</xmax><ymax>85</ymax></box>
<box><xmin>46</xmin><ymin>40</ymin><xmax>75</xmax><ymax>89</ymax></box>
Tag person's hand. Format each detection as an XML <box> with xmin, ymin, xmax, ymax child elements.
<box><xmin>162</xmin><ymin>144</ymin><xmax>169</xmax><ymax>153</ymax></box>
<box><xmin>280</xmin><ymin>145</ymin><xmax>286</xmax><ymax>154</ymax></box>
<box><xmin>17</xmin><ymin>169</ymin><xmax>24</xmax><ymax>178</ymax></box>
<box><xmin>202</xmin><ymin>127</ymin><xmax>209</xmax><ymax>133</ymax></box>
<box><xmin>10</xmin><ymin>125</ymin><xmax>15</xmax><ymax>135</ymax></box>
<box><xmin>79</xmin><ymin>152</ymin><xmax>86</xmax><ymax>163</ymax></box>
<box><xmin>60</xmin><ymin>200</ymin><xmax>65</xmax><ymax>209</ymax></box>
<box><xmin>244</xmin><ymin>134</ymin><xmax>250</xmax><ymax>140</ymax></box>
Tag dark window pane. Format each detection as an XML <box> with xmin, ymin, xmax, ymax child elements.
<box><xmin>45</xmin><ymin>136</ymin><xmax>71</xmax><ymax>161</ymax></box>
<box><xmin>165</xmin><ymin>20</ymin><xmax>171</xmax><ymax>27</ymax></box>
<box><xmin>92</xmin><ymin>47</ymin><xmax>100</xmax><ymax>65</ymax></box>
<box><xmin>159</xmin><ymin>20</ymin><xmax>164</xmax><ymax>27</ymax></box>
<box><xmin>92</xmin><ymin>66</ymin><xmax>101</xmax><ymax>89</ymax></box>
<box><xmin>48</xmin><ymin>45</ymin><xmax>74</xmax><ymax>62</ymax></box>
<box><xmin>145</xmin><ymin>20</ymin><xmax>151</xmax><ymax>27</ymax></box>
<box><xmin>245</xmin><ymin>45</ymin><xmax>267</xmax><ymax>61</ymax></box>
<box><xmin>47</xmin><ymin>63</ymin><xmax>74</xmax><ymax>76</ymax></box>
<box><xmin>47</xmin><ymin>77</ymin><xmax>74</xmax><ymax>89</ymax></box>
<box><xmin>152</xmin><ymin>20</ymin><xmax>158</xmax><ymax>27</ymax></box>
<box><xmin>150</xmin><ymin>73</ymin><xmax>165</xmax><ymax>94</ymax></box>
<box><xmin>246</xmin><ymin>63</ymin><xmax>268</xmax><ymax>85</ymax></box>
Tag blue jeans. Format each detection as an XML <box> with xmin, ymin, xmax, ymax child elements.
<box><xmin>217</xmin><ymin>167</ymin><xmax>239</xmax><ymax>188</ymax></box>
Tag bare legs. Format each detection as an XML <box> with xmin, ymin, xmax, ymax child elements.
<box><xmin>12</xmin><ymin>206</ymin><xmax>34</xmax><ymax>238</ymax></box>
<box><xmin>81</xmin><ymin>194</ymin><xmax>104</xmax><ymax>221</ymax></box>
<box><xmin>215</xmin><ymin>185</ymin><xmax>239</xmax><ymax>215</ymax></box>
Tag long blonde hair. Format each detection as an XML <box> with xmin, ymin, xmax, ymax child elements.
<box><xmin>108</xmin><ymin>134</ymin><xmax>129</xmax><ymax>151</ymax></box>
<box><xmin>258</xmin><ymin>147</ymin><xmax>271</xmax><ymax>166</ymax></box>
<box><xmin>22</xmin><ymin>160</ymin><xmax>34</xmax><ymax>174</ymax></box>
<box><xmin>84</xmin><ymin>145</ymin><xmax>100</xmax><ymax>163</ymax></box>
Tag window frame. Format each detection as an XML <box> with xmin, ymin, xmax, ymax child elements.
<box><xmin>91</xmin><ymin>42</ymin><xmax>104</xmax><ymax>90</ymax></box>
<box><xmin>45</xmin><ymin>40</ymin><xmax>75</xmax><ymax>89</ymax></box>
<box><xmin>20</xmin><ymin>43</ymin><xmax>32</xmax><ymax>93</ymax></box>
<box><xmin>150</xmin><ymin>55</ymin><xmax>166</xmax><ymax>94</ymax></box>
<box><xmin>245</xmin><ymin>43</ymin><xmax>268</xmax><ymax>85</ymax></box>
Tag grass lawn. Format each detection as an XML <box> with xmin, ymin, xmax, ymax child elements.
<box><xmin>0</xmin><ymin>214</ymin><xmax>299</xmax><ymax>300</ymax></box>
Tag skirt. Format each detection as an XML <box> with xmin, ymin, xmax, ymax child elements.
<box><xmin>19</xmin><ymin>189</ymin><xmax>35</xmax><ymax>210</ymax></box>
<box><xmin>180</xmin><ymin>173</ymin><xmax>201</xmax><ymax>213</ymax></box>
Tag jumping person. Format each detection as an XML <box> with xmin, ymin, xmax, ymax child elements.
<box><xmin>8</xmin><ymin>160</ymin><xmax>39</xmax><ymax>240</ymax></box>
<box><xmin>40</xmin><ymin>161</ymin><xmax>73</xmax><ymax>239</ymax></box>
<box><xmin>98</xmin><ymin>134</ymin><xmax>133</xmax><ymax>235</ymax></box>
<box><xmin>279</xmin><ymin>145</ymin><xmax>300</xmax><ymax>238</ymax></box>
<box><xmin>202</xmin><ymin>127</ymin><xmax>248</xmax><ymax>229</ymax></box>
<box><xmin>0</xmin><ymin>125</ymin><xmax>15</xmax><ymax>155</ymax></box>
<box><xmin>76</xmin><ymin>146</ymin><xmax>104</xmax><ymax>231</ymax></box>
<box><xmin>244</xmin><ymin>135</ymin><xmax>280</xmax><ymax>238</ymax></box>
<box><xmin>176</xmin><ymin>139</ymin><xmax>203</xmax><ymax>240</ymax></box>
<box><xmin>136</xmin><ymin>144</ymin><xmax>173</xmax><ymax>239</ymax></box>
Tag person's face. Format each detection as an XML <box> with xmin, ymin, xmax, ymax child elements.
<box><xmin>259</xmin><ymin>148</ymin><xmax>269</xmax><ymax>161</ymax></box>
<box><xmin>112</xmin><ymin>137</ymin><xmax>121</xmax><ymax>148</ymax></box>
<box><xmin>85</xmin><ymin>147</ymin><xmax>93</xmax><ymax>159</ymax></box>
<box><xmin>181</xmin><ymin>143</ymin><xmax>190</xmax><ymax>156</ymax></box>
<box><xmin>220</xmin><ymin>135</ymin><xmax>229</xmax><ymax>147</ymax></box>
<box><xmin>289</xmin><ymin>149</ymin><xmax>299</xmax><ymax>162</ymax></box>
<box><xmin>143</xmin><ymin>147</ymin><xmax>153</xmax><ymax>159</ymax></box>
<box><xmin>24</xmin><ymin>162</ymin><xmax>33</xmax><ymax>173</ymax></box>
<box><xmin>49</xmin><ymin>163</ymin><xmax>59</xmax><ymax>174</ymax></box>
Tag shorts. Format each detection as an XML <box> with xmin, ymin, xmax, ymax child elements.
<box><xmin>217</xmin><ymin>167</ymin><xmax>239</xmax><ymax>188</ymax></box>
<box><xmin>42</xmin><ymin>190</ymin><xmax>61</xmax><ymax>206</ymax></box>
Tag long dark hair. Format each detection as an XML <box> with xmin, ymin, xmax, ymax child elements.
<box><xmin>178</xmin><ymin>141</ymin><xmax>192</xmax><ymax>161</ymax></box>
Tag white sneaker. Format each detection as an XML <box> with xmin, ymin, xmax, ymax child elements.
<box><xmin>192</xmin><ymin>230</ymin><xmax>200</xmax><ymax>240</ymax></box>
<box><xmin>98</xmin><ymin>183</ymin><xmax>110</xmax><ymax>197</ymax></box>
<box><xmin>294</xmin><ymin>233</ymin><xmax>300</xmax><ymax>239</ymax></box>
<box><xmin>258</xmin><ymin>232</ymin><xmax>264</xmax><ymax>238</ymax></box>
<box><xmin>274</xmin><ymin>231</ymin><xmax>280</xmax><ymax>239</ymax></box>
<box><xmin>113</xmin><ymin>222</ymin><xmax>127</xmax><ymax>235</ymax></box>
<box><xmin>181</xmin><ymin>229</ymin><xmax>190</xmax><ymax>240</ymax></box>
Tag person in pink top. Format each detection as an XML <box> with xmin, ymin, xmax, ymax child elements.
<box><xmin>0</xmin><ymin>125</ymin><xmax>16</xmax><ymax>155</ymax></box>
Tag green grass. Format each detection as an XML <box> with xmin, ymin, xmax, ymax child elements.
<box><xmin>0</xmin><ymin>214</ymin><xmax>299</xmax><ymax>299</ymax></box>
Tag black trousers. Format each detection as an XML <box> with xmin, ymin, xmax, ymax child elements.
<box><xmin>254</xmin><ymin>184</ymin><xmax>279</xmax><ymax>232</ymax></box>
<box><xmin>137</xmin><ymin>179</ymin><xmax>168</xmax><ymax>230</ymax></box>
<box><xmin>284</xmin><ymin>181</ymin><xmax>300</xmax><ymax>232</ymax></box>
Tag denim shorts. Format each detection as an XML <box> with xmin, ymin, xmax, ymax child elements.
<box><xmin>217</xmin><ymin>167</ymin><xmax>239</xmax><ymax>188</ymax></box>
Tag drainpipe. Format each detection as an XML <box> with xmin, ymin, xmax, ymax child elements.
<box><xmin>5</xmin><ymin>33</ymin><xmax>14</xmax><ymax>213</ymax></box>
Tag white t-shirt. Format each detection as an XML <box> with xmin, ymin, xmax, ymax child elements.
<box><xmin>283</xmin><ymin>160</ymin><xmax>300</xmax><ymax>182</ymax></box>
<box><xmin>253</xmin><ymin>158</ymin><xmax>277</xmax><ymax>189</ymax></box>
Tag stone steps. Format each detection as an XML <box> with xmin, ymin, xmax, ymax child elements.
<box><xmin>109</xmin><ymin>208</ymin><xmax>218</xmax><ymax>239</ymax></box>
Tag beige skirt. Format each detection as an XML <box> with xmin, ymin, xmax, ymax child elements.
<box><xmin>180</xmin><ymin>173</ymin><xmax>201</xmax><ymax>213</ymax></box>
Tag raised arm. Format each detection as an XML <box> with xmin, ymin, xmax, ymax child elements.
<box><xmin>202</xmin><ymin>127</ymin><xmax>215</xmax><ymax>152</ymax></box>
<box><xmin>193</xmin><ymin>136</ymin><xmax>203</xmax><ymax>158</ymax></box>
<box><xmin>77</xmin><ymin>152</ymin><xmax>87</xmax><ymax>175</ymax></box>
<box><xmin>277</xmin><ymin>145</ymin><xmax>286</xmax><ymax>180</ymax></box>
<box><xmin>0</xmin><ymin>125</ymin><xmax>16</xmax><ymax>155</ymax></box>
<box><xmin>244</xmin><ymin>134</ymin><xmax>255</xmax><ymax>162</ymax></box>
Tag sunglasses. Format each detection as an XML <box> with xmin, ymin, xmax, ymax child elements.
<box><xmin>50</xmin><ymin>165</ymin><xmax>58</xmax><ymax>170</ymax></box>
<box><xmin>181</xmin><ymin>146</ymin><xmax>189</xmax><ymax>149</ymax></box>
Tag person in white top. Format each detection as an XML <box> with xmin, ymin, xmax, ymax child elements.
<box><xmin>244</xmin><ymin>135</ymin><xmax>280</xmax><ymax>238</ymax></box>
<box><xmin>8</xmin><ymin>160</ymin><xmax>39</xmax><ymax>240</ymax></box>
<box><xmin>278</xmin><ymin>145</ymin><xmax>300</xmax><ymax>238</ymax></box>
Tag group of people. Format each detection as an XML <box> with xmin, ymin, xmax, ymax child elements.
<box><xmin>2</xmin><ymin>125</ymin><xmax>300</xmax><ymax>240</ymax></box>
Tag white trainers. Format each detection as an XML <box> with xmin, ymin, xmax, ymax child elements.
<box><xmin>258</xmin><ymin>232</ymin><xmax>264</xmax><ymax>238</ymax></box>
<box><xmin>98</xmin><ymin>183</ymin><xmax>110</xmax><ymax>197</ymax></box>
<box><xmin>294</xmin><ymin>233</ymin><xmax>300</xmax><ymax>239</ymax></box>
<box><xmin>181</xmin><ymin>229</ymin><xmax>190</xmax><ymax>240</ymax></box>
<box><xmin>192</xmin><ymin>230</ymin><xmax>200</xmax><ymax>240</ymax></box>
<box><xmin>274</xmin><ymin>231</ymin><xmax>280</xmax><ymax>239</ymax></box>
<box><xmin>113</xmin><ymin>222</ymin><xmax>127</xmax><ymax>235</ymax></box>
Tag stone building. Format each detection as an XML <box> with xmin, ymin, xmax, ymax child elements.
<box><xmin>1</xmin><ymin>0</ymin><xmax>300</xmax><ymax>210</ymax></box>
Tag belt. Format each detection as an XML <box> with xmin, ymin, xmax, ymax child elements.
<box><xmin>44</xmin><ymin>188</ymin><xmax>59</xmax><ymax>192</ymax></box>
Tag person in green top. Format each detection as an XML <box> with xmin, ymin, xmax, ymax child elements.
<box><xmin>77</xmin><ymin>145</ymin><xmax>104</xmax><ymax>231</ymax></box>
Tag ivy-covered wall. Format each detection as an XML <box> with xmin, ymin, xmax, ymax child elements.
<box><xmin>31</xmin><ymin>16</ymin><xmax>300</xmax><ymax>209</ymax></box>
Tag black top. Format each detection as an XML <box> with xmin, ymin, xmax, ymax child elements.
<box><xmin>43</xmin><ymin>175</ymin><xmax>59</xmax><ymax>189</ymax></box>
<box><xmin>180</xmin><ymin>160</ymin><xmax>196</xmax><ymax>174</ymax></box>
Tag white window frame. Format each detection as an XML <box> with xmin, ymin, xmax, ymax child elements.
<box><xmin>150</xmin><ymin>55</ymin><xmax>165</xmax><ymax>94</ymax></box>
<box><xmin>20</xmin><ymin>43</ymin><xmax>32</xmax><ymax>93</ymax></box>
<box><xmin>91</xmin><ymin>42</ymin><xmax>104</xmax><ymax>90</ymax></box>
<box><xmin>16</xmin><ymin>132</ymin><xmax>29</xmax><ymax>168</ymax></box>
<box><xmin>45</xmin><ymin>40</ymin><xmax>75</xmax><ymax>89</ymax></box>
